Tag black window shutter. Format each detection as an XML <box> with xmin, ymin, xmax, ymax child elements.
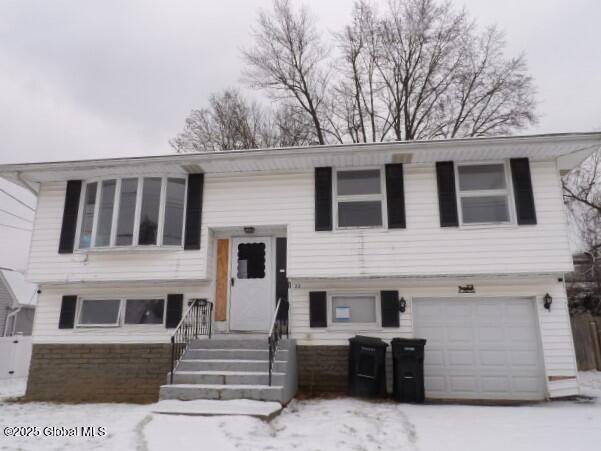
<box><xmin>58</xmin><ymin>180</ymin><xmax>82</xmax><ymax>254</ymax></box>
<box><xmin>58</xmin><ymin>295</ymin><xmax>77</xmax><ymax>329</ymax></box>
<box><xmin>184</xmin><ymin>173</ymin><xmax>204</xmax><ymax>250</ymax></box>
<box><xmin>165</xmin><ymin>294</ymin><xmax>184</xmax><ymax>328</ymax></box>
<box><xmin>381</xmin><ymin>291</ymin><xmax>400</xmax><ymax>327</ymax></box>
<box><xmin>385</xmin><ymin>163</ymin><xmax>406</xmax><ymax>229</ymax></box>
<box><xmin>435</xmin><ymin>162</ymin><xmax>459</xmax><ymax>227</ymax></box>
<box><xmin>314</xmin><ymin>167</ymin><xmax>332</xmax><ymax>231</ymax></box>
<box><xmin>309</xmin><ymin>291</ymin><xmax>327</xmax><ymax>327</ymax></box>
<box><xmin>510</xmin><ymin>158</ymin><xmax>537</xmax><ymax>225</ymax></box>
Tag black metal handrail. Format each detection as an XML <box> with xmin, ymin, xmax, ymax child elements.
<box><xmin>268</xmin><ymin>297</ymin><xmax>289</xmax><ymax>386</ymax></box>
<box><xmin>170</xmin><ymin>298</ymin><xmax>213</xmax><ymax>384</ymax></box>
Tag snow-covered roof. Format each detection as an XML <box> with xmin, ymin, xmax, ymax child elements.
<box><xmin>0</xmin><ymin>270</ymin><xmax>37</xmax><ymax>307</ymax></box>
<box><xmin>0</xmin><ymin>132</ymin><xmax>600</xmax><ymax>188</ymax></box>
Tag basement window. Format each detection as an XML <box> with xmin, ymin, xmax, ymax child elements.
<box><xmin>335</xmin><ymin>169</ymin><xmax>384</xmax><ymax>228</ymax></box>
<box><xmin>77</xmin><ymin>299</ymin><xmax>121</xmax><ymax>327</ymax></box>
<box><xmin>331</xmin><ymin>295</ymin><xmax>377</xmax><ymax>324</ymax></box>
<box><xmin>76</xmin><ymin>297</ymin><xmax>167</xmax><ymax>327</ymax></box>
<box><xmin>124</xmin><ymin>299</ymin><xmax>165</xmax><ymax>325</ymax></box>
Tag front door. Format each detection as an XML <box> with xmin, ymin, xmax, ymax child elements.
<box><xmin>229</xmin><ymin>236</ymin><xmax>274</xmax><ymax>332</ymax></box>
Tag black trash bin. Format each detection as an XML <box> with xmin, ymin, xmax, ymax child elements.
<box><xmin>391</xmin><ymin>338</ymin><xmax>427</xmax><ymax>403</ymax></box>
<box><xmin>348</xmin><ymin>335</ymin><xmax>388</xmax><ymax>398</ymax></box>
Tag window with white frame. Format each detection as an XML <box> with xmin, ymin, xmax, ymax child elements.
<box><xmin>77</xmin><ymin>299</ymin><xmax>121</xmax><ymax>326</ymax></box>
<box><xmin>124</xmin><ymin>298</ymin><xmax>165</xmax><ymax>325</ymax></box>
<box><xmin>335</xmin><ymin>169</ymin><xmax>384</xmax><ymax>228</ymax></box>
<box><xmin>77</xmin><ymin>176</ymin><xmax>186</xmax><ymax>249</ymax></box>
<box><xmin>456</xmin><ymin>163</ymin><xmax>512</xmax><ymax>224</ymax></box>
<box><xmin>331</xmin><ymin>294</ymin><xmax>377</xmax><ymax>324</ymax></box>
<box><xmin>76</xmin><ymin>297</ymin><xmax>166</xmax><ymax>327</ymax></box>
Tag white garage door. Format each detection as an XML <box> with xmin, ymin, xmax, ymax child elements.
<box><xmin>413</xmin><ymin>297</ymin><xmax>546</xmax><ymax>400</ymax></box>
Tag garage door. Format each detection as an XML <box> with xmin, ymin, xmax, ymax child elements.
<box><xmin>413</xmin><ymin>297</ymin><xmax>546</xmax><ymax>400</ymax></box>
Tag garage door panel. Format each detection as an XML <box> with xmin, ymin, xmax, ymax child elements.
<box><xmin>414</xmin><ymin>297</ymin><xmax>545</xmax><ymax>400</ymax></box>
<box><xmin>478</xmin><ymin>326</ymin><xmax>505</xmax><ymax>342</ymax></box>
<box><xmin>476</xmin><ymin>303</ymin><xmax>503</xmax><ymax>319</ymax></box>
<box><xmin>445</xmin><ymin>303</ymin><xmax>474</xmax><ymax>319</ymax></box>
<box><xmin>424</xmin><ymin>376</ymin><xmax>446</xmax><ymax>392</ymax></box>
<box><xmin>445</xmin><ymin>326</ymin><xmax>474</xmax><ymax>343</ymax></box>
<box><xmin>511</xmin><ymin>377</ymin><xmax>542</xmax><ymax>393</ymax></box>
<box><xmin>479</xmin><ymin>350</ymin><xmax>507</xmax><ymax>367</ymax></box>
<box><xmin>424</xmin><ymin>349</ymin><xmax>445</xmax><ymax>366</ymax></box>
<box><xmin>448</xmin><ymin>350</ymin><xmax>476</xmax><ymax>366</ymax></box>
<box><xmin>480</xmin><ymin>376</ymin><xmax>510</xmax><ymax>393</ymax></box>
<box><xmin>449</xmin><ymin>375</ymin><xmax>479</xmax><ymax>392</ymax></box>
<box><xmin>510</xmin><ymin>349</ymin><xmax>539</xmax><ymax>365</ymax></box>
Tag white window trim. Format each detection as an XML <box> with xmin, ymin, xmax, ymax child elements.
<box><xmin>327</xmin><ymin>292</ymin><xmax>382</xmax><ymax>329</ymax></box>
<box><xmin>455</xmin><ymin>161</ymin><xmax>516</xmax><ymax>227</ymax></box>
<box><xmin>75</xmin><ymin>296</ymin><xmax>167</xmax><ymax>328</ymax></box>
<box><xmin>74</xmin><ymin>176</ymin><xmax>187</xmax><ymax>251</ymax></box>
<box><xmin>333</xmin><ymin>167</ymin><xmax>388</xmax><ymax>230</ymax></box>
<box><xmin>75</xmin><ymin>298</ymin><xmax>123</xmax><ymax>328</ymax></box>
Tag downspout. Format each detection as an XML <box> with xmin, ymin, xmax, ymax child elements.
<box><xmin>3</xmin><ymin>306</ymin><xmax>22</xmax><ymax>337</ymax></box>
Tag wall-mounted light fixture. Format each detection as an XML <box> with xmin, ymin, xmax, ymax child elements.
<box><xmin>543</xmin><ymin>293</ymin><xmax>552</xmax><ymax>311</ymax></box>
<box><xmin>399</xmin><ymin>297</ymin><xmax>407</xmax><ymax>313</ymax></box>
<box><xmin>243</xmin><ymin>226</ymin><xmax>255</xmax><ymax>234</ymax></box>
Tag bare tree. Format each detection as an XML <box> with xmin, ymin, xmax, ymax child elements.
<box><xmin>174</xmin><ymin>0</ymin><xmax>537</xmax><ymax>151</ymax></box>
<box><xmin>242</xmin><ymin>0</ymin><xmax>331</xmax><ymax>145</ymax></box>
<box><xmin>335</xmin><ymin>0</ymin><xmax>536</xmax><ymax>142</ymax></box>
<box><xmin>170</xmin><ymin>89</ymin><xmax>313</xmax><ymax>152</ymax></box>
<box><xmin>563</xmin><ymin>150</ymin><xmax>601</xmax><ymax>311</ymax></box>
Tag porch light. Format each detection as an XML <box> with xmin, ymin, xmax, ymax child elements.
<box><xmin>399</xmin><ymin>297</ymin><xmax>407</xmax><ymax>313</ymax></box>
<box><xmin>543</xmin><ymin>293</ymin><xmax>552</xmax><ymax>311</ymax></box>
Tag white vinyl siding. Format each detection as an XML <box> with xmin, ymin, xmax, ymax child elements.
<box><xmin>27</xmin><ymin>161</ymin><xmax>571</xmax><ymax>283</ymax></box>
<box><xmin>288</xmin><ymin>276</ymin><xmax>577</xmax><ymax>398</ymax></box>
<box><xmin>32</xmin><ymin>284</ymin><xmax>211</xmax><ymax>344</ymax></box>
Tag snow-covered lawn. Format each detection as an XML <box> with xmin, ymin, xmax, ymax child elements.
<box><xmin>1</xmin><ymin>372</ymin><xmax>600</xmax><ymax>451</ymax></box>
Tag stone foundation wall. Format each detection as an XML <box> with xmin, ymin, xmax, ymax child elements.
<box><xmin>297</xmin><ymin>345</ymin><xmax>349</xmax><ymax>395</ymax></box>
<box><xmin>26</xmin><ymin>344</ymin><xmax>171</xmax><ymax>403</ymax></box>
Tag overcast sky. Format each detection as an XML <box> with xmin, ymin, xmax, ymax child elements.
<box><xmin>0</xmin><ymin>0</ymin><xmax>600</xmax><ymax>269</ymax></box>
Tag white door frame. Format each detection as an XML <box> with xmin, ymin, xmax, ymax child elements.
<box><xmin>228</xmin><ymin>236</ymin><xmax>275</xmax><ymax>332</ymax></box>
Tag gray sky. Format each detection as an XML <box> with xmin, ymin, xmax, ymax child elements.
<box><xmin>0</xmin><ymin>0</ymin><xmax>600</xmax><ymax>269</ymax></box>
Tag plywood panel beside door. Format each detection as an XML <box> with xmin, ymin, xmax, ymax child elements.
<box><xmin>215</xmin><ymin>239</ymin><xmax>229</xmax><ymax>321</ymax></box>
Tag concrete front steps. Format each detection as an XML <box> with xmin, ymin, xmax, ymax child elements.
<box><xmin>159</xmin><ymin>336</ymin><xmax>297</xmax><ymax>405</ymax></box>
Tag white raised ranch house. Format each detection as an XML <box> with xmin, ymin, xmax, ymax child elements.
<box><xmin>0</xmin><ymin>132</ymin><xmax>599</xmax><ymax>404</ymax></box>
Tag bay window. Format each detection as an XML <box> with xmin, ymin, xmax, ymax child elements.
<box><xmin>456</xmin><ymin>163</ymin><xmax>512</xmax><ymax>224</ymax></box>
<box><xmin>76</xmin><ymin>176</ymin><xmax>186</xmax><ymax>249</ymax></box>
<box><xmin>335</xmin><ymin>169</ymin><xmax>384</xmax><ymax>228</ymax></box>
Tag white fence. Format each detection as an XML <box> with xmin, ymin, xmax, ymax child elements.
<box><xmin>0</xmin><ymin>336</ymin><xmax>32</xmax><ymax>380</ymax></box>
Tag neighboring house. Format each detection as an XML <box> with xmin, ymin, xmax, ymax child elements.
<box><xmin>0</xmin><ymin>270</ymin><xmax>36</xmax><ymax>336</ymax></box>
<box><xmin>566</xmin><ymin>253</ymin><xmax>601</xmax><ymax>299</ymax></box>
<box><xmin>0</xmin><ymin>132</ymin><xmax>599</xmax><ymax>404</ymax></box>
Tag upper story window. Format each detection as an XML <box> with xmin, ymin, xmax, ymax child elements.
<box><xmin>77</xmin><ymin>176</ymin><xmax>186</xmax><ymax>249</ymax></box>
<box><xmin>335</xmin><ymin>169</ymin><xmax>385</xmax><ymax>228</ymax></box>
<box><xmin>456</xmin><ymin>163</ymin><xmax>512</xmax><ymax>225</ymax></box>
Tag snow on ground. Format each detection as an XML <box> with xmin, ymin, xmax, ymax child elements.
<box><xmin>0</xmin><ymin>372</ymin><xmax>600</xmax><ymax>451</ymax></box>
<box><xmin>0</xmin><ymin>377</ymin><xmax>26</xmax><ymax>399</ymax></box>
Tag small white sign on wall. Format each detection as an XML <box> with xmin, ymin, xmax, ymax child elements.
<box><xmin>335</xmin><ymin>306</ymin><xmax>351</xmax><ymax>321</ymax></box>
